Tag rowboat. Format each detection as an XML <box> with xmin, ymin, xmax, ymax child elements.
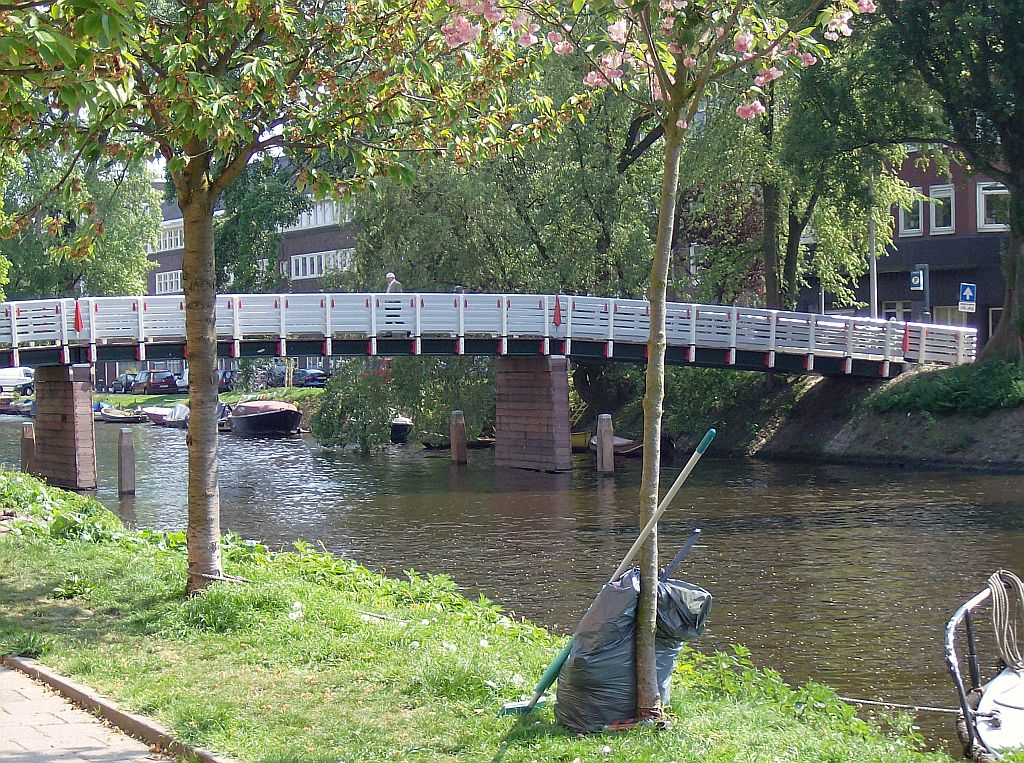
<box><xmin>162</xmin><ymin>403</ymin><xmax>190</xmax><ymax>429</ymax></box>
<box><xmin>143</xmin><ymin>406</ymin><xmax>173</xmax><ymax>426</ymax></box>
<box><xmin>230</xmin><ymin>400</ymin><xmax>302</xmax><ymax>437</ymax></box>
<box><xmin>99</xmin><ymin>408</ymin><xmax>148</xmax><ymax>424</ymax></box>
<box><xmin>946</xmin><ymin>570</ymin><xmax>1024</xmax><ymax>762</ymax></box>
<box><xmin>589</xmin><ymin>435</ymin><xmax>643</xmax><ymax>457</ymax></box>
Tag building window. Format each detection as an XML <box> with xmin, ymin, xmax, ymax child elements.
<box><xmin>282</xmin><ymin>200</ymin><xmax>355</xmax><ymax>232</ymax></box>
<box><xmin>898</xmin><ymin>190</ymin><xmax>923</xmax><ymax>236</ymax></box>
<box><xmin>929</xmin><ymin>184</ymin><xmax>955</xmax><ymax>234</ymax></box>
<box><xmin>155</xmin><ymin>270</ymin><xmax>183</xmax><ymax>294</ymax></box>
<box><xmin>289</xmin><ymin>250</ymin><xmax>352</xmax><ymax>280</ymax></box>
<box><xmin>147</xmin><ymin>223</ymin><xmax>184</xmax><ymax>253</ymax></box>
<box><xmin>990</xmin><ymin>307</ymin><xmax>1003</xmax><ymax>337</ymax></box>
<box><xmin>977</xmin><ymin>182</ymin><xmax>1010</xmax><ymax>231</ymax></box>
<box><xmin>934</xmin><ymin>306</ymin><xmax>969</xmax><ymax>327</ymax></box>
<box><xmin>883</xmin><ymin>301</ymin><xmax>912</xmax><ymax>321</ymax></box>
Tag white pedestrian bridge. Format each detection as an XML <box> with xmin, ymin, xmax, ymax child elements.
<box><xmin>0</xmin><ymin>293</ymin><xmax>976</xmax><ymax>377</ymax></box>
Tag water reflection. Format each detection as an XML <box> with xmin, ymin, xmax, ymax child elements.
<box><xmin>0</xmin><ymin>416</ymin><xmax>1021</xmax><ymax>751</ymax></box>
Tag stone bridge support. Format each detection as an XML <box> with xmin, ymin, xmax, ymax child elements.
<box><xmin>494</xmin><ymin>356</ymin><xmax>572</xmax><ymax>472</ymax></box>
<box><xmin>33</xmin><ymin>365</ymin><xmax>96</xmax><ymax>490</ymax></box>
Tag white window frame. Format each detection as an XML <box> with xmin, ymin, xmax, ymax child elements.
<box><xmin>928</xmin><ymin>184</ymin><xmax>955</xmax><ymax>234</ymax></box>
<box><xmin>977</xmin><ymin>182</ymin><xmax>1010</xmax><ymax>232</ymax></box>
<box><xmin>289</xmin><ymin>250</ymin><xmax>350</xmax><ymax>280</ymax></box>
<box><xmin>990</xmin><ymin>307</ymin><xmax>1003</xmax><ymax>337</ymax></box>
<box><xmin>155</xmin><ymin>270</ymin><xmax>183</xmax><ymax>295</ymax></box>
<box><xmin>898</xmin><ymin>189</ymin><xmax>924</xmax><ymax>237</ymax></box>
<box><xmin>883</xmin><ymin>300</ymin><xmax>912</xmax><ymax>322</ymax></box>
<box><xmin>146</xmin><ymin>221</ymin><xmax>184</xmax><ymax>254</ymax></box>
<box><xmin>933</xmin><ymin>306</ymin><xmax>969</xmax><ymax>327</ymax></box>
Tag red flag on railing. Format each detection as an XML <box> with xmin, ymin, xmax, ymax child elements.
<box><xmin>73</xmin><ymin>301</ymin><xmax>83</xmax><ymax>333</ymax></box>
<box><xmin>553</xmin><ymin>296</ymin><xmax>562</xmax><ymax>327</ymax></box>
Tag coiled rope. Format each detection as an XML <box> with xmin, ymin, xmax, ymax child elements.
<box><xmin>988</xmin><ymin>569</ymin><xmax>1024</xmax><ymax>671</ymax></box>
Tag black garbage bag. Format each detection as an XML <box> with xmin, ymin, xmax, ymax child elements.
<box><xmin>553</xmin><ymin>569</ymin><xmax>712</xmax><ymax>733</ymax></box>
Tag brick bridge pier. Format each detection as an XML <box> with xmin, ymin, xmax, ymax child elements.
<box><xmin>494</xmin><ymin>356</ymin><xmax>572</xmax><ymax>472</ymax></box>
<box><xmin>31</xmin><ymin>365</ymin><xmax>96</xmax><ymax>490</ymax></box>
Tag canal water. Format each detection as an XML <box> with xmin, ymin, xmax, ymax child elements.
<box><xmin>2</xmin><ymin>415</ymin><xmax>1022</xmax><ymax>752</ymax></box>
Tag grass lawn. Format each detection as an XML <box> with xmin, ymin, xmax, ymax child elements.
<box><xmin>0</xmin><ymin>471</ymin><xmax>955</xmax><ymax>763</ymax></box>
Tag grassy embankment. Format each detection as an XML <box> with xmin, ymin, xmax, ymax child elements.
<box><xmin>0</xmin><ymin>470</ymin><xmax>959</xmax><ymax>763</ymax></box>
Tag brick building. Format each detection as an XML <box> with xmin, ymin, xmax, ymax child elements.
<box><xmin>798</xmin><ymin>156</ymin><xmax>1011</xmax><ymax>347</ymax></box>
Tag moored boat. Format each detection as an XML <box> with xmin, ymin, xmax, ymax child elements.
<box><xmin>390</xmin><ymin>415</ymin><xmax>413</xmax><ymax>444</ymax></box>
<box><xmin>99</xmin><ymin>407</ymin><xmax>148</xmax><ymax>424</ymax></box>
<box><xmin>946</xmin><ymin>570</ymin><xmax>1024</xmax><ymax>762</ymax></box>
<box><xmin>143</xmin><ymin>406</ymin><xmax>173</xmax><ymax>426</ymax></box>
<box><xmin>162</xmin><ymin>403</ymin><xmax>190</xmax><ymax>429</ymax></box>
<box><xmin>230</xmin><ymin>400</ymin><xmax>302</xmax><ymax>437</ymax></box>
<box><xmin>570</xmin><ymin>431</ymin><xmax>591</xmax><ymax>452</ymax></box>
<box><xmin>589</xmin><ymin>435</ymin><xmax>643</xmax><ymax>457</ymax></box>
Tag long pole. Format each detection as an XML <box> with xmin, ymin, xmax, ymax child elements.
<box><xmin>869</xmin><ymin>214</ymin><xmax>878</xmax><ymax>319</ymax></box>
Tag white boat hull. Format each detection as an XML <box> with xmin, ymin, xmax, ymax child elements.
<box><xmin>977</xmin><ymin>667</ymin><xmax>1024</xmax><ymax>756</ymax></box>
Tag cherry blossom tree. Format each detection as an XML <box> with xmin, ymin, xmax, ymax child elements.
<box><xmin>486</xmin><ymin>0</ymin><xmax>878</xmax><ymax>719</ymax></box>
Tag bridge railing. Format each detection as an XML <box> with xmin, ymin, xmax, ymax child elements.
<box><xmin>0</xmin><ymin>292</ymin><xmax>977</xmax><ymax>370</ymax></box>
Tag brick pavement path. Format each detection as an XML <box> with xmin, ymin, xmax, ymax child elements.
<box><xmin>0</xmin><ymin>666</ymin><xmax>163</xmax><ymax>763</ymax></box>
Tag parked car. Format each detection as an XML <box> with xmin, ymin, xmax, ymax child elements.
<box><xmin>0</xmin><ymin>366</ymin><xmax>34</xmax><ymax>395</ymax></box>
<box><xmin>293</xmin><ymin>368</ymin><xmax>328</xmax><ymax>388</ymax></box>
<box><xmin>132</xmin><ymin>370</ymin><xmax>178</xmax><ymax>395</ymax></box>
<box><xmin>176</xmin><ymin>368</ymin><xmax>188</xmax><ymax>392</ymax></box>
<box><xmin>109</xmin><ymin>373</ymin><xmax>137</xmax><ymax>394</ymax></box>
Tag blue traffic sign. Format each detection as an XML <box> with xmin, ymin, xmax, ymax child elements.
<box><xmin>910</xmin><ymin>270</ymin><xmax>925</xmax><ymax>290</ymax></box>
<box><xmin>960</xmin><ymin>283</ymin><xmax>977</xmax><ymax>303</ymax></box>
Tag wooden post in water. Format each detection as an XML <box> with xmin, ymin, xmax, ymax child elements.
<box><xmin>118</xmin><ymin>428</ymin><xmax>136</xmax><ymax>496</ymax></box>
<box><xmin>596</xmin><ymin>414</ymin><xmax>614</xmax><ymax>475</ymax></box>
<box><xmin>20</xmin><ymin>422</ymin><xmax>35</xmax><ymax>475</ymax></box>
<box><xmin>450</xmin><ymin>410</ymin><xmax>468</xmax><ymax>465</ymax></box>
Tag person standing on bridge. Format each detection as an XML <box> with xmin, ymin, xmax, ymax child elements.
<box><xmin>385</xmin><ymin>272</ymin><xmax>403</xmax><ymax>293</ymax></box>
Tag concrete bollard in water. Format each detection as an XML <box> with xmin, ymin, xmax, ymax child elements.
<box><xmin>118</xmin><ymin>428</ymin><xmax>136</xmax><ymax>496</ymax></box>
<box><xmin>596</xmin><ymin>414</ymin><xmax>614</xmax><ymax>475</ymax></box>
<box><xmin>450</xmin><ymin>410</ymin><xmax>468</xmax><ymax>465</ymax></box>
<box><xmin>20</xmin><ymin>422</ymin><xmax>35</xmax><ymax>475</ymax></box>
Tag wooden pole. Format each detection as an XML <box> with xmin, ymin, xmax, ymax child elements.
<box><xmin>118</xmin><ymin>427</ymin><xmax>136</xmax><ymax>496</ymax></box>
<box><xmin>450</xmin><ymin>410</ymin><xmax>468</xmax><ymax>465</ymax></box>
<box><xmin>20</xmin><ymin>422</ymin><xmax>35</xmax><ymax>475</ymax></box>
<box><xmin>596</xmin><ymin>414</ymin><xmax>614</xmax><ymax>475</ymax></box>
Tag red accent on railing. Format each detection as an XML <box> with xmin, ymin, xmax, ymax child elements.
<box><xmin>228</xmin><ymin>299</ymin><xmax>233</xmax><ymax>309</ymax></box>
<box><xmin>94</xmin><ymin>303</ymin><xmax>99</xmax><ymax>312</ymax></box>
<box><xmin>56</xmin><ymin>305</ymin><xmax>61</xmax><ymax>314</ymax></box>
<box><xmin>131</xmin><ymin>303</ymin><xmax>136</xmax><ymax>312</ymax></box>
<box><xmin>376</xmin><ymin>298</ymin><xmax>380</xmax><ymax>308</ymax></box>
<box><xmin>179</xmin><ymin>302</ymin><xmax>184</xmax><ymax>310</ymax></box>
<box><xmin>454</xmin><ymin>299</ymin><xmax>458</xmax><ymax>308</ymax></box>
<box><xmin>803</xmin><ymin>355</ymin><xmax>811</xmax><ymax>370</ymax></box>
<box><xmin>553</xmin><ymin>297</ymin><xmax>562</xmax><ymax>327</ymax></box>
<box><xmin>902</xmin><ymin>326</ymin><xmax>910</xmax><ymax>353</ymax></box>
<box><xmin>74</xmin><ymin>301</ymin><xmax>83</xmax><ymax>333</ymax></box>
<box><xmin>421</xmin><ymin>298</ymin><xmax>425</xmax><ymax>307</ymax></box>
<box><xmin>764</xmin><ymin>353</ymin><xmax>771</xmax><ymax>367</ymax></box>
<box><xmin>464</xmin><ymin>298</ymin><xmax>468</xmax><ymax>308</ymax></box>
<box><xmin>330</xmin><ymin>299</ymin><xmax>335</xmax><ymax>308</ymax></box>
<box><xmin>365</xmin><ymin>298</ymin><xmax>370</xmax><ymax>307</ymax></box>
<box><xmin>143</xmin><ymin>302</ymin><xmax>147</xmax><ymax>311</ymax></box>
<box><xmin>643</xmin><ymin>346</ymin><xmax>648</xmax><ymax>360</ymax></box>
<box><xmin>285</xmin><ymin>299</ymin><xmax>289</xmax><ymax>309</ymax></box>
<box><xmin>274</xmin><ymin>299</ymin><xmax>279</xmax><ymax>309</ymax></box>
<box><xmin>238</xmin><ymin>299</ymin><xmax>243</xmax><ymax>308</ymax></box>
<box><xmin>183</xmin><ymin>343</ymin><xmax>188</xmax><ymax>358</ymax></box>
<box><xmin>320</xmin><ymin>299</ymin><xmax>324</xmax><ymax>308</ymax></box>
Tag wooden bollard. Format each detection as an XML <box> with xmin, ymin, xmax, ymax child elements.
<box><xmin>450</xmin><ymin>410</ymin><xmax>468</xmax><ymax>465</ymax></box>
<box><xmin>20</xmin><ymin>422</ymin><xmax>35</xmax><ymax>475</ymax></box>
<box><xmin>596</xmin><ymin>414</ymin><xmax>614</xmax><ymax>475</ymax></box>
<box><xmin>118</xmin><ymin>428</ymin><xmax>136</xmax><ymax>496</ymax></box>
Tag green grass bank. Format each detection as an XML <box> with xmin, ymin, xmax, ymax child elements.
<box><xmin>0</xmin><ymin>471</ymin><xmax>955</xmax><ymax>762</ymax></box>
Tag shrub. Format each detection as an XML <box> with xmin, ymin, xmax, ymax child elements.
<box><xmin>862</xmin><ymin>361</ymin><xmax>1024</xmax><ymax>415</ymax></box>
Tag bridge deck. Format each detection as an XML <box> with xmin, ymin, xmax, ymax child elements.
<box><xmin>0</xmin><ymin>293</ymin><xmax>976</xmax><ymax>377</ymax></box>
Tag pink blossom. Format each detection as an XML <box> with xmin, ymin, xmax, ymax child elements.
<box><xmin>683</xmin><ymin>55</ymin><xmax>697</xmax><ymax>68</ymax></box>
<box><xmin>511</xmin><ymin>12</ymin><xmax>527</xmax><ymax>32</ymax></box>
<box><xmin>800</xmin><ymin>52</ymin><xmax>817</xmax><ymax>67</ymax></box>
<box><xmin>584</xmin><ymin>70</ymin><xmax>609</xmax><ymax>88</ymax></box>
<box><xmin>828</xmin><ymin>11</ymin><xmax>853</xmax><ymax>37</ymax></box>
<box><xmin>660</xmin><ymin>16</ymin><xmax>674</xmax><ymax>34</ymax></box>
<box><xmin>482</xmin><ymin>2</ymin><xmax>503</xmax><ymax>22</ymax></box>
<box><xmin>736</xmin><ymin>100</ymin><xmax>766</xmax><ymax>120</ymax></box>
<box><xmin>659</xmin><ymin>0</ymin><xmax>674</xmax><ymax>10</ymax></box>
<box><xmin>675</xmin><ymin>118</ymin><xmax>688</xmax><ymax>129</ymax></box>
<box><xmin>824</xmin><ymin>31</ymin><xmax>839</xmax><ymax>41</ymax></box>
<box><xmin>518</xmin><ymin>30</ymin><xmax>539</xmax><ymax>47</ymax></box>
<box><xmin>554</xmin><ymin>40</ymin><xmax>574</xmax><ymax>55</ymax></box>
<box><xmin>441</xmin><ymin>15</ymin><xmax>481</xmax><ymax>48</ymax></box>
<box><xmin>733</xmin><ymin>32</ymin><xmax>753</xmax><ymax>53</ymax></box>
<box><xmin>786</xmin><ymin>39</ymin><xmax>799</xmax><ymax>55</ymax></box>
<box><xmin>716</xmin><ymin>26</ymin><xmax>725</xmax><ymax>38</ymax></box>
<box><xmin>668</xmin><ymin>43</ymin><xmax>682</xmax><ymax>54</ymax></box>
<box><xmin>547</xmin><ymin>31</ymin><xmax>562</xmax><ymax>43</ymax></box>
<box><xmin>857</xmin><ymin>0</ymin><xmax>876</xmax><ymax>11</ymax></box>
<box><xmin>607</xmin><ymin>19</ymin><xmax>628</xmax><ymax>44</ymax></box>
<box><xmin>754</xmin><ymin>66</ymin><xmax>783</xmax><ymax>86</ymax></box>
<box><xmin>743</xmin><ymin>51</ymin><xmax>756</xmax><ymax>60</ymax></box>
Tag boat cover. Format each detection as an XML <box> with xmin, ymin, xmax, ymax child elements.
<box><xmin>232</xmin><ymin>400</ymin><xmax>298</xmax><ymax>416</ymax></box>
<box><xmin>977</xmin><ymin>667</ymin><xmax>1024</xmax><ymax>755</ymax></box>
<box><xmin>554</xmin><ymin>569</ymin><xmax>712</xmax><ymax>733</ymax></box>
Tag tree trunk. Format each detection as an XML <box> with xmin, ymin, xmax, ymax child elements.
<box><xmin>181</xmin><ymin>181</ymin><xmax>223</xmax><ymax>595</ymax></box>
<box><xmin>981</xmin><ymin>184</ymin><xmax>1024</xmax><ymax>362</ymax></box>
<box><xmin>636</xmin><ymin>128</ymin><xmax>683</xmax><ymax>719</ymax></box>
<box><xmin>762</xmin><ymin>181</ymin><xmax>782</xmax><ymax>308</ymax></box>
